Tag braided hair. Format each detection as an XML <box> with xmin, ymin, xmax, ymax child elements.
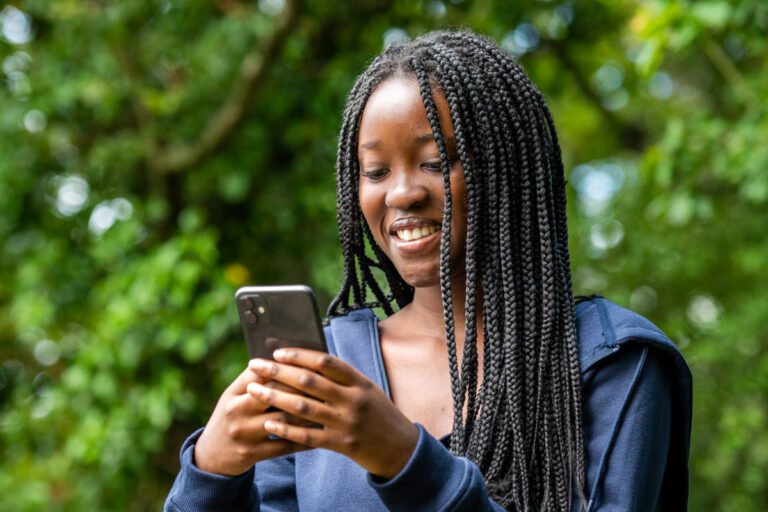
<box><xmin>327</xmin><ymin>30</ymin><xmax>586</xmax><ymax>511</ymax></box>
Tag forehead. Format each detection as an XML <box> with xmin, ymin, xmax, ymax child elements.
<box><xmin>358</xmin><ymin>76</ymin><xmax>454</xmax><ymax>150</ymax></box>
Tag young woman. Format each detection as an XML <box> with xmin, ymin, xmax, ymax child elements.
<box><xmin>166</xmin><ymin>30</ymin><xmax>691</xmax><ymax>511</ymax></box>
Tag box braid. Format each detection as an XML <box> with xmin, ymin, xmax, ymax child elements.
<box><xmin>327</xmin><ymin>30</ymin><xmax>585</xmax><ymax>511</ymax></box>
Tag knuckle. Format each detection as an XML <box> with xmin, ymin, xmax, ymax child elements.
<box><xmin>301</xmin><ymin>430</ymin><xmax>314</xmax><ymax>446</ymax></box>
<box><xmin>298</xmin><ymin>372</ymin><xmax>315</xmax><ymax>388</ymax></box>
<box><xmin>345</xmin><ymin>397</ymin><xmax>371</xmax><ymax>423</ymax></box>
<box><xmin>294</xmin><ymin>399</ymin><xmax>310</xmax><ymax>415</ymax></box>
<box><xmin>341</xmin><ymin>434</ymin><xmax>359</xmax><ymax>452</ymax></box>
<box><xmin>223</xmin><ymin>401</ymin><xmax>239</xmax><ymax>420</ymax></box>
<box><xmin>317</xmin><ymin>354</ymin><xmax>333</xmax><ymax>369</ymax></box>
<box><xmin>227</xmin><ymin>423</ymin><xmax>242</xmax><ymax>440</ymax></box>
<box><xmin>234</xmin><ymin>445</ymin><xmax>253</xmax><ymax>462</ymax></box>
<box><xmin>347</xmin><ymin>392</ymin><xmax>368</xmax><ymax>412</ymax></box>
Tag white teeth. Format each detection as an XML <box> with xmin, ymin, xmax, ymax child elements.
<box><xmin>396</xmin><ymin>225</ymin><xmax>438</xmax><ymax>241</ymax></box>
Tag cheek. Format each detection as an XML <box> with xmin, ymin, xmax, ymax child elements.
<box><xmin>358</xmin><ymin>184</ymin><xmax>385</xmax><ymax>239</ymax></box>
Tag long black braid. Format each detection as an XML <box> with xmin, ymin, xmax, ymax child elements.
<box><xmin>327</xmin><ymin>30</ymin><xmax>586</xmax><ymax>511</ymax></box>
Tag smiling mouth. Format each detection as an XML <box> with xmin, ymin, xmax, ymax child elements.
<box><xmin>395</xmin><ymin>225</ymin><xmax>439</xmax><ymax>241</ymax></box>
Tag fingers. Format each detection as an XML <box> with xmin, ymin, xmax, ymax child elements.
<box><xmin>230</xmin><ymin>361</ymin><xmax>304</xmax><ymax>397</ymax></box>
<box><xmin>263</xmin><ymin>379</ymin><xmax>303</xmax><ymax>396</ymax></box>
<box><xmin>230</xmin><ymin>365</ymin><xmax>268</xmax><ymax>395</ymax></box>
<box><xmin>247</xmin><ymin>381</ymin><xmax>344</xmax><ymax>428</ymax></box>
<box><xmin>248</xmin><ymin>358</ymin><xmax>345</xmax><ymax>403</ymax></box>
<box><xmin>263</xmin><ymin>418</ymin><xmax>349</xmax><ymax>452</ymax></box>
<box><xmin>226</xmin><ymin>371</ymin><xmax>305</xmax><ymax>418</ymax></box>
<box><xmin>272</xmin><ymin>348</ymin><xmax>362</xmax><ymax>386</ymax></box>
<box><xmin>225</xmin><ymin>389</ymin><xmax>273</xmax><ymax>418</ymax></box>
<box><xmin>195</xmin><ymin>404</ymin><xmax>310</xmax><ymax>475</ymax></box>
<box><xmin>231</xmin><ymin>437</ymin><xmax>310</xmax><ymax>468</ymax></box>
<box><xmin>231</xmin><ymin>409</ymin><xmax>312</xmax><ymax>442</ymax></box>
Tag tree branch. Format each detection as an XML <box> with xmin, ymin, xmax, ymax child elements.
<box><xmin>148</xmin><ymin>0</ymin><xmax>298</xmax><ymax>175</ymax></box>
<box><xmin>704</xmin><ymin>38</ymin><xmax>756</xmax><ymax>107</ymax></box>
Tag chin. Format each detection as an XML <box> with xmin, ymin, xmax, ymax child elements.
<box><xmin>397</xmin><ymin>265</ymin><xmax>441</xmax><ymax>289</ymax></box>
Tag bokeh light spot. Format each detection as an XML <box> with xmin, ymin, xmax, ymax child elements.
<box><xmin>0</xmin><ymin>6</ymin><xmax>33</xmax><ymax>45</ymax></box>
<box><xmin>89</xmin><ymin>202</ymin><xmax>117</xmax><ymax>235</ymax></box>
<box><xmin>502</xmin><ymin>23</ymin><xmax>540</xmax><ymax>57</ymax></box>
<box><xmin>88</xmin><ymin>198</ymin><xmax>134</xmax><ymax>235</ymax></box>
<box><xmin>224</xmin><ymin>263</ymin><xmax>251</xmax><ymax>285</ymax></box>
<box><xmin>630</xmin><ymin>285</ymin><xmax>658</xmax><ymax>313</ymax></box>
<box><xmin>649</xmin><ymin>72</ymin><xmax>674</xmax><ymax>99</ymax></box>
<box><xmin>601</xmin><ymin>88</ymin><xmax>628</xmax><ymax>111</ymax></box>
<box><xmin>687</xmin><ymin>294</ymin><xmax>720</xmax><ymax>327</ymax></box>
<box><xmin>34</xmin><ymin>339</ymin><xmax>60</xmax><ymax>366</ymax></box>
<box><xmin>594</xmin><ymin>63</ymin><xmax>625</xmax><ymax>92</ymax></box>
<box><xmin>383</xmin><ymin>28</ymin><xmax>410</xmax><ymax>48</ymax></box>
<box><xmin>54</xmin><ymin>175</ymin><xmax>90</xmax><ymax>217</ymax></box>
<box><xmin>426</xmin><ymin>1</ymin><xmax>446</xmax><ymax>18</ymax></box>
<box><xmin>24</xmin><ymin>109</ymin><xmax>47</xmax><ymax>133</ymax></box>
<box><xmin>258</xmin><ymin>0</ymin><xmax>285</xmax><ymax>16</ymax></box>
<box><xmin>590</xmin><ymin>218</ymin><xmax>624</xmax><ymax>250</ymax></box>
<box><xmin>2</xmin><ymin>50</ymin><xmax>31</xmax><ymax>74</ymax></box>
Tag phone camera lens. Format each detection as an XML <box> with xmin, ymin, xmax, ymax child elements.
<box><xmin>244</xmin><ymin>310</ymin><xmax>259</xmax><ymax>324</ymax></box>
<box><xmin>239</xmin><ymin>297</ymin><xmax>254</xmax><ymax>309</ymax></box>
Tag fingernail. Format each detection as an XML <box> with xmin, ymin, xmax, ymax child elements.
<box><xmin>264</xmin><ymin>420</ymin><xmax>276</xmax><ymax>431</ymax></box>
<box><xmin>273</xmin><ymin>349</ymin><xmax>287</xmax><ymax>360</ymax></box>
<box><xmin>249</xmin><ymin>359</ymin><xmax>269</xmax><ymax>371</ymax></box>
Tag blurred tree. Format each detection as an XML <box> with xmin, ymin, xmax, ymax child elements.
<box><xmin>0</xmin><ymin>0</ymin><xmax>766</xmax><ymax>510</ymax></box>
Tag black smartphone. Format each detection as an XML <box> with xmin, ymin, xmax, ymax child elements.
<box><xmin>235</xmin><ymin>285</ymin><xmax>328</xmax><ymax>360</ymax></box>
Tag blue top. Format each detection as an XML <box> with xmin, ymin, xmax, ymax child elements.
<box><xmin>165</xmin><ymin>298</ymin><xmax>692</xmax><ymax>511</ymax></box>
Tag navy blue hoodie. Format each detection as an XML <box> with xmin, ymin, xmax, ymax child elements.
<box><xmin>165</xmin><ymin>298</ymin><xmax>691</xmax><ymax>511</ymax></box>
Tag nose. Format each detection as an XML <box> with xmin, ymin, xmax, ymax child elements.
<box><xmin>384</xmin><ymin>168</ymin><xmax>429</xmax><ymax>211</ymax></box>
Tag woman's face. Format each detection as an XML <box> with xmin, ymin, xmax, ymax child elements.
<box><xmin>357</xmin><ymin>76</ymin><xmax>467</xmax><ymax>288</ymax></box>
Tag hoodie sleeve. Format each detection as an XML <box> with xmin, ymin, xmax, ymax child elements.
<box><xmin>366</xmin><ymin>424</ymin><xmax>506</xmax><ymax>512</ymax></box>
<box><xmin>164</xmin><ymin>428</ymin><xmax>299</xmax><ymax>512</ymax></box>
<box><xmin>578</xmin><ymin>344</ymin><xmax>673</xmax><ymax>511</ymax></box>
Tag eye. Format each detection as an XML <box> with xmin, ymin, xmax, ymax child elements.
<box><xmin>361</xmin><ymin>168</ymin><xmax>389</xmax><ymax>180</ymax></box>
<box><xmin>421</xmin><ymin>158</ymin><xmax>460</xmax><ymax>172</ymax></box>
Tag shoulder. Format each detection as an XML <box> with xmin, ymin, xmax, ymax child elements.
<box><xmin>576</xmin><ymin>297</ymin><xmax>692</xmax><ymax>509</ymax></box>
<box><xmin>575</xmin><ymin>297</ymin><xmax>690</xmax><ymax>378</ymax></box>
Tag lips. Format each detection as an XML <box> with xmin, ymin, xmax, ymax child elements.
<box><xmin>388</xmin><ymin>217</ymin><xmax>441</xmax><ymax>249</ymax></box>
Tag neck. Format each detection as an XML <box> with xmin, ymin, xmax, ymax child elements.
<box><xmin>405</xmin><ymin>273</ymin><xmax>479</xmax><ymax>343</ymax></box>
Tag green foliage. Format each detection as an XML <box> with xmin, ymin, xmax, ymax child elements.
<box><xmin>1</xmin><ymin>0</ymin><xmax>766</xmax><ymax>509</ymax></box>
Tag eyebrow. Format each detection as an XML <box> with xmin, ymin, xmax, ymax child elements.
<box><xmin>359</xmin><ymin>133</ymin><xmax>456</xmax><ymax>150</ymax></box>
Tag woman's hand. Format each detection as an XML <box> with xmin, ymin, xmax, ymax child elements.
<box><xmin>194</xmin><ymin>366</ymin><xmax>309</xmax><ymax>476</ymax></box>
<box><xmin>247</xmin><ymin>348</ymin><xmax>420</xmax><ymax>479</ymax></box>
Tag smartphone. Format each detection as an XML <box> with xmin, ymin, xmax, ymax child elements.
<box><xmin>235</xmin><ymin>285</ymin><xmax>327</xmax><ymax>360</ymax></box>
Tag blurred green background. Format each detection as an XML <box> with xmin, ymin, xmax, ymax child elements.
<box><xmin>1</xmin><ymin>0</ymin><xmax>766</xmax><ymax>510</ymax></box>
